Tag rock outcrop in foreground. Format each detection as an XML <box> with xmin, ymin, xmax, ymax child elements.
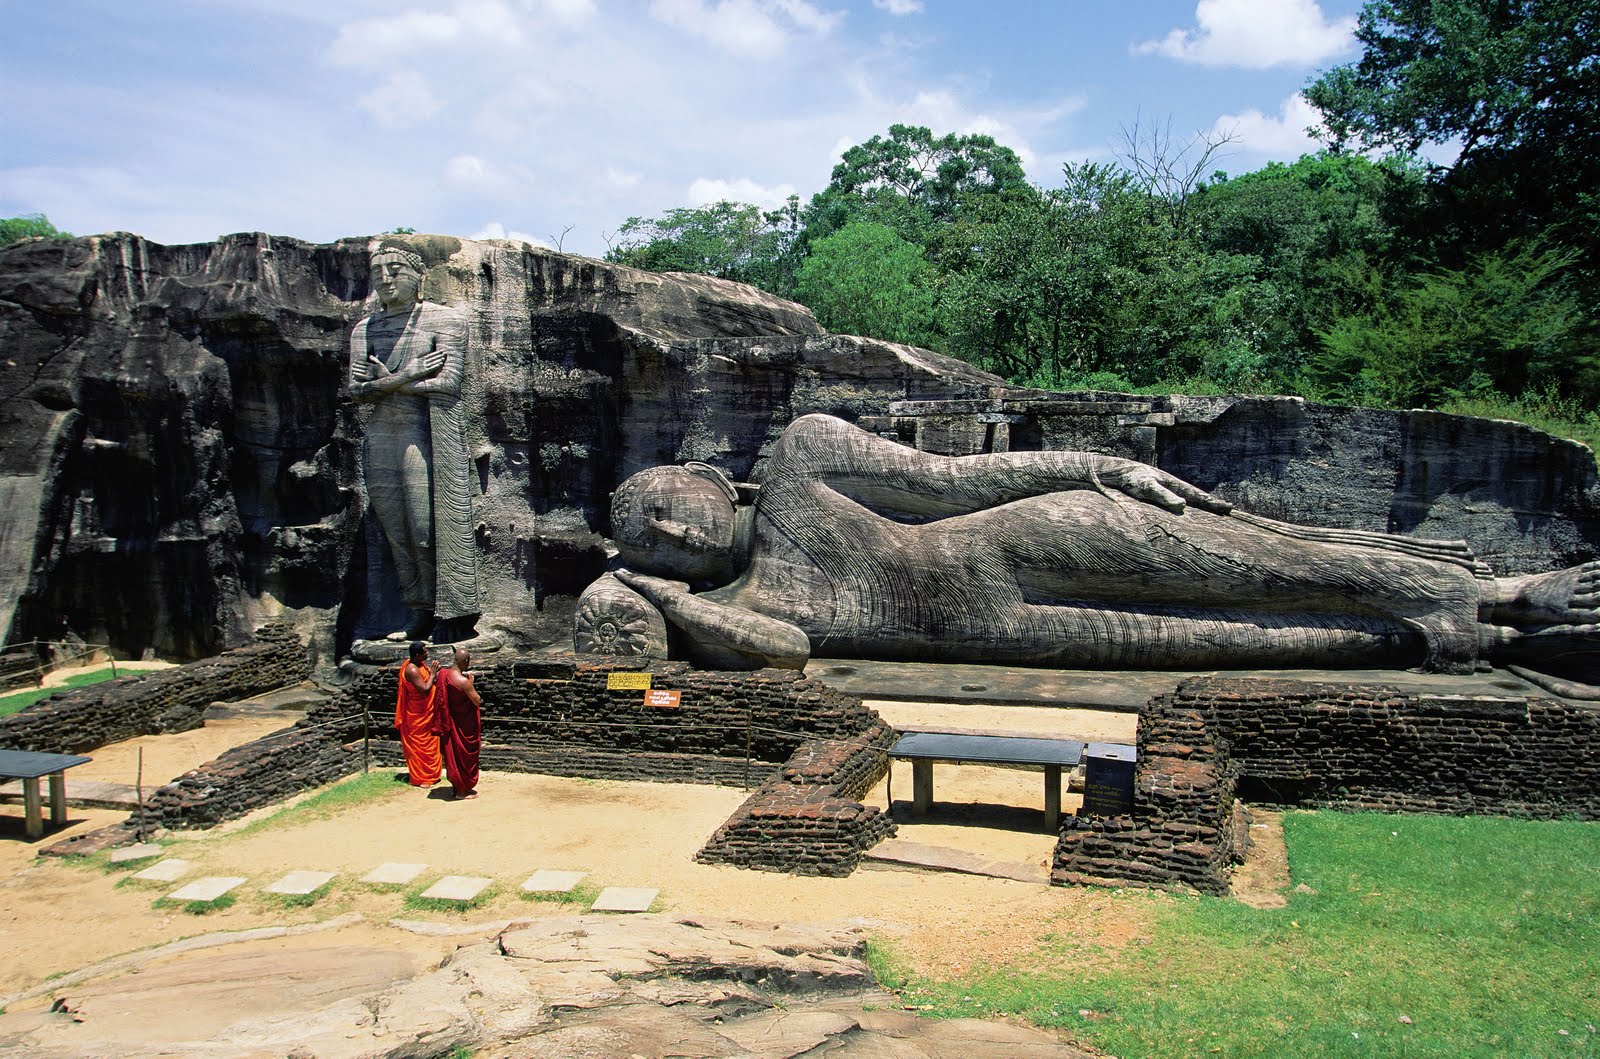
<box><xmin>0</xmin><ymin>915</ymin><xmax>1091</xmax><ymax>1058</ymax></box>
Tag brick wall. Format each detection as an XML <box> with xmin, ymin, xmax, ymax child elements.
<box><xmin>695</xmin><ymin>722</ymin><xmax>897</xmax><ymax>877</ymax></box>
<box><xmin>1053</xmin><ymin>702</ymin><xmax>1240</xmax><ymax>895</ymax></box>
<box><xmin>1168</xmin><ymin>677</ymin><xmax>1600</xmax><ymax>818</ymax></box>
<box><xmin>1053</xmin><ymin>677</ymin><xmax>1600</xmax><ymax>896</ymax></box>
<box><xmin>0</xmin><ymin>623</ymin><xmax>309</xmax><ymax>754</ymax></box>
<box><xmin>149</xmin><ymin>657</ymin><xmax>896</xmax><ymax>877</ymax></box>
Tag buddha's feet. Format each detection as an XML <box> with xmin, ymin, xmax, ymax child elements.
<box><xmin>1492</xmin><ymin>560</ymin><xmax>1600</xmax><ymax>628</ymax></box>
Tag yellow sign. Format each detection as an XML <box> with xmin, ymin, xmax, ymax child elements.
<box><xmin>606</xmin><ymin>671</ymin><xmax>652</xmax><ymax>690</ymax></box>
<box><xmin>644</xmin><ymin>689</ymin><xmax>682</xmax><ymax>709</ymax></box>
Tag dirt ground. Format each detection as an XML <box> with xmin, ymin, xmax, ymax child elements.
<box><xmin>0</xmin><ymin>697</ymin><xmax>1264</xmax><ymax>1022</ymax></box>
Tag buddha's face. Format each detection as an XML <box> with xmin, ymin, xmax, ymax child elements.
<box><xmin>372</xmin><ymin>254</ymin><xmax>421</xmax><ymax>310</ymax></box>
<box><xmin>612</xmin><ymin>469</ymin><xmax>738</xmax><ymax>585</ymax></box>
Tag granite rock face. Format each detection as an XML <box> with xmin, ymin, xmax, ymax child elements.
<box><xmin>0</xmin><ymin>233</ymin><xmax>997</xmax><ymax>663</ymax></box>
<box><xmin>0</xmin><ymin>233</ymin><xmax>1595</xmax><ymax>667</ymax></box>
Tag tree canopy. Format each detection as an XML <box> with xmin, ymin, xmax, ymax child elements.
<box><xmin>0</xmin><ymin>214</ymin><xmax>70</xmax><ymax>248</ymax></box>
<box><xmin>607</xmin><ymin>20</ymin><xmax>1600</xmax><ymax>446</ymax></box>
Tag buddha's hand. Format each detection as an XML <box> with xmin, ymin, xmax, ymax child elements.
<box><xmin>1097</xmin><ymin>460</ymin><xmax>1232</xmax><ymax>515</ymax></box>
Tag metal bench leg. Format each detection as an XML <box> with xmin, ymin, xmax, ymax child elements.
<box><xmin>912</xmin><ymin>760</ymin><xmax>933</xmax><ymax>816</ymax></box>
<box><xmin>22</xmin><ymin>777</ymin><xmax>43</xmax><ymax>839</ymax></box>
<box><xmin>1044</xmin><ymin>765</ymin><xmax>1062</xmax><ymax>831</ymax></box>
<box><xmin>48</xmin><ymin>770</ymin><xmax>68</xmax><ymax>826</ymax></box>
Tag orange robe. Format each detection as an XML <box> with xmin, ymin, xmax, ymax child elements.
<box><xmin>394</xmin><ymin>663</ymin><xmax>441</xmax><ymax>786</ymax></box>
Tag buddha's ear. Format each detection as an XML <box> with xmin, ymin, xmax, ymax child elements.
<box><xmin>684</xmin><ymin>462</ymin><xmax>738</xmax><ymax>505</ymax></box>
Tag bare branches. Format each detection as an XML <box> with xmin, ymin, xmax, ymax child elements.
<box><xmin>1116</xmin><ymin>111</ymin><xmax>1237</xmax><ymax>233</ymax></box>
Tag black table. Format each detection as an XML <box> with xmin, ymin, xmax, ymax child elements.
<box><xmin>888</xmin><ymin>732</ymin><xmax>1087</xmax><ymax>828</ymax></box>
<box><xmin>0</xmin><ymin>749</ymin><xmax>92</xmax><ymax>839</ymax></box>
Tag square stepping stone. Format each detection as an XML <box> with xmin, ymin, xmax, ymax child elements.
<box><xmin>167</xmin><ymin>876</ymin><xmax>246</xmax><ymax>903</ymax></box>
<box><xmin>521</xmin><ymin>869</ymin><xmax>587</xmax><ymax>894</ymax></box>
<box><xmin>362</xmin><ymin>862</ymin><xmax>427</xmax><ymax>886</ymax></box>
<box><xmin>110</xmin><ymin>843</ymin><xmax>165</xmax><ymax>864</ymax></box>
<box><xmin>590</xmin><ymin>886</ymin><xmax>658</xmax><ymax>913</ymax></box>
<box><xmin>264</xmin><ymin>870</ymin><xmax>336</xmax><ymax>896</ymax></box>
<box><xmin>419</xmin><ymin>875</ymin><xmax>491</xmax><ymax>903</ymax></box>
<box><xmin>130</xmin><ymin>858</ymin><xmax>191</xmax><ymax>883</ymax></box>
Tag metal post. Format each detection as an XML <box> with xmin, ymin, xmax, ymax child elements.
<box><xmin>363</xmin><ymin>705</ymin><xmax>371</xmax><ymax>774</ymax></box>
<box><xmin>135</xmin><ymin>746</ymin><xmax>146</xmax><ymax>841</ymax></box>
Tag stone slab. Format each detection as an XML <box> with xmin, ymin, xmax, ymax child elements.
<box><xmin>419</xmin><ymin>875</ymin><xmax>491</xmax><ymax>902</ymax></box>
<box><xmin>806</xmin><ymin>656</ymin><xmax>1555</xmax><ymax>711</ymax></box>
<box><xmin>167</xmin><ymin>876</ymin><xmax>246</xmax><ymax>903</ymax></box>
<box><xmin>590</xmin><ymin>887</ymin><xmax>658</xmax><ymax>912</ymax></box>
<box><xmin>521</xmin><ymin>869</ymin><xmax>586</xmax><ymax>894</ymax></box>
<box><xmin>265</xmin><ymin>870</ymin><xmax>336</xmax><ymax>895</ymax></box>
<box><xmin>109</xmin><ymin>843</ymin><xmax>165</xmax><ymax>864</ymax></box>
<box><xmin>362</xmin><ymin>862</ymin><xmax>427</xmax><ymax>886</ymax></box>
<box><xmin>130</xmin><ymin>858</ymin><xmax>191</xmax><ymax>883</ymax></box>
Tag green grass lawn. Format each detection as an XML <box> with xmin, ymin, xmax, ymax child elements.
<box><xmin>872</xmin><ymin>811</ymin><xmax>1600</xmax><ymax>1057</ymax></box>
<box><xmin>0</xmin><ymin>667</ymin><xmax>124</xmax><ymax>717</ymax></box>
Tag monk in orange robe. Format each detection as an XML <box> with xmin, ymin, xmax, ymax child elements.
<box><xmin>394</xmin><ymin>640</ymin><xmax>441</xmax><ymax>786</ymax></box>
<box><xmin>437</xmin><ymin>645</ymin><xmax>483</xmax><ymax>799</ymax></box>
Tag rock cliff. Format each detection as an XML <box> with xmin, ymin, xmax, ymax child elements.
<box><xmin>0</xmin><ymin>233</ymin><xmax>998</xmax><ymax>663</ymax></box>
<box><xmin>0</xmin><ymin>232</ymin><xmax>1594</xmax><ymax>666</ymax></box>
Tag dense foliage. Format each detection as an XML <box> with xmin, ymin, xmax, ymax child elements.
<box><xmin>0</xmin><ymin>213</ymin><xmax>69</xmax><ymax>248</ymax></box>
<box><xmin>605</xmin><ymin>3</ymin><xmax>1599</xmax><ymax>442</ymax></box>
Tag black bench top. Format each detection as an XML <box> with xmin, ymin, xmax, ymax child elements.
<box><xmin>889</xmin><ymin>731</ymin><xmax>1086</xmax><ymax>767</ymax></box>
<box><xmin>0</xmin><ymin>749</ymin><xmax>93</xmax><ymax>779</ymax></box>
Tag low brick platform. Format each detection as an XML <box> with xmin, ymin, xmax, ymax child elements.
<box><xmin>1053</xmin><ymin>676</ymin><xmax>1600</xmax><ymax>895</ymax></box>
<box><xmin>0</xmin><ymin>624</ymin><xmax>309</xmax><ymax>755</ymax></box>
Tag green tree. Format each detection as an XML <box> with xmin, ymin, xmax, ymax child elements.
<box><xmin>1306</xmin><ymin>1</ymin><xmax>1600</xmax><ymax>319</ymax></box>
<box><xmin>1310</xmin><ymin>240</ymin><xmax>1589</xmax><ymax>407</ymax></box>
<box><xmin>802</xmin><ymin>124</ymin><xmax>1033</xmax><ymax>249</ymax></box>
<box><xmin>792</xmin><ymin>221</ymin><xmax>939</xmax><ymax>348</ymax></box>
<box><xmin>941</xmin><ymin>165</ymin><xmax>1150</xmax><ymax>383</ymax></box>
<box><xmin>1189</xmin><ymin>153</ymin><xmax>1428</xmax><ymax>387</ymax></box>
<box><xmin>605</xmin><ymin>198</ymin><xmax>801</xmax><ymax>294</ymax></box>
<box><xmin>0</xmin><ymin>214</ymin><xmax>70</xmax><ymax>248</ymax></box>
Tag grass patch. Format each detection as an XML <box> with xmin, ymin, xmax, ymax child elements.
<box><xmin>403</xmin><ymin>881</ymin><xmax>500</xmax><ymax>914</ymax></box>
<box><xmin>221</xmin><ymin>769</ymin><xmax>409</xmax><ymax>840</ymax></box>
<box><xmin>0</xmin><ymin>668</ymin><xmax>124</xmax><ymax>717</ymax></box>
<box><xmin>876</xmin><ymin>811</ymin><xmax>1600</xmax><ymax>1057</ymax></box>
<box><xmin>153</xmin><ymin>892</ymin><xmax>238</xmax><ymax>916</ymax></box>
<box><xmin>519</xmin><ymin>881</ymin><xmax>601</xmax><ymax>907</ymax></box>
<box><xmin>257</xmin><ymin>887</ymin><xmax>333</xmax><ymax>910</ymax></box>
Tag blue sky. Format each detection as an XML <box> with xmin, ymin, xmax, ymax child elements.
<box><xmin>1</xmin><ymin>0</ymin><xmax>1365</xmax><ymax>257</ymax></box>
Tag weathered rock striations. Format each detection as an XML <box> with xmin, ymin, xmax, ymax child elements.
<box><xmin>0</xmin><ymin>233</ymin><xmax>995</xmax><ymax>663</ymax></box>
<box><xmin>1</xmin><ymin>231</ymin><xmax>1595</xmax><ymax>668</ymax></box>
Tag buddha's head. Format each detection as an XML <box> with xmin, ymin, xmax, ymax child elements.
<box><xmin>611</xmin><ymin>463</ymin><xmax>741</xmax><ymax>585</ymax></box>
<box><xmin>371</xmin><ymin>241</ymin><xmax>424</xmax><ymax>311</ymax></box>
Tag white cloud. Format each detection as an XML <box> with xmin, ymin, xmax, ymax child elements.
<box><xmin>1134</xmin><ymin>0</ymin><xmax>1356</xmax><ymax>69</ymax></box>
<box><xmin>872</xmin><ymin>0</ymin><xmax>923</xmax><ymax>14</ymax></box>
<box><xmin>533</xmin><ymin>0</ymin><xmax>597</xmax><ymax>27</ymax></box>
<box><xmin>1210</xmin><ymin>93</ymin><xmax>1324</xmax><ymax>157</ymax></box>
<box><xmin>647</xmin><ymin>0</ymin><xmax>840</xmax><ymax>58</ymax></box>
<box><xmin>444</xmin><ymin>154</ymin><xmax>521</xmax><ymax>197</ymax></box>
<box><xmin>602</xmin><ymin>167</ymin><xmax>643</xmax><ymax>191</ymax></box>
<box><xmin>327</xmin><ymin>0</ymin><xmax>524</xmax><ymax>68</ymax></box>
<box><xmin>469</xmin><ymin>220</ymin><xmax>551</xmax><ymax>247</ymax></box>
<box><xmin>327</xmin><ymin>10</ymin><xmax>462</xmax><ymax>66</ymax></box>
<box><xmin>357</xmin><ymin>71</ymin><xmax>442</xmax><ymax>128</ymax></box>
<box><xmin>687</xmin><ymin>177</ymin><xmax>797</xmax><ymax>208</ymax></box>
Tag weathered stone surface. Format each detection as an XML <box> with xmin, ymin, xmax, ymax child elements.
<box><xmin>593</xmin><ymin>413</ymin><xmax>1599</xmax><ymax>678</ymax></box>
<box><xmin>0</xmin><ymin>913</ymin><xmax>1095</xmax><ymax>1057</ymax></box>
<box><xmin>5</xmin><ymin>233</ymin><xmax>1592</xmax><ymax>676</ymax></box>
<box><xmin>0</xmin><ymin>233</ymin><xmax>996</xmax><ymax>667</ymax></box>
